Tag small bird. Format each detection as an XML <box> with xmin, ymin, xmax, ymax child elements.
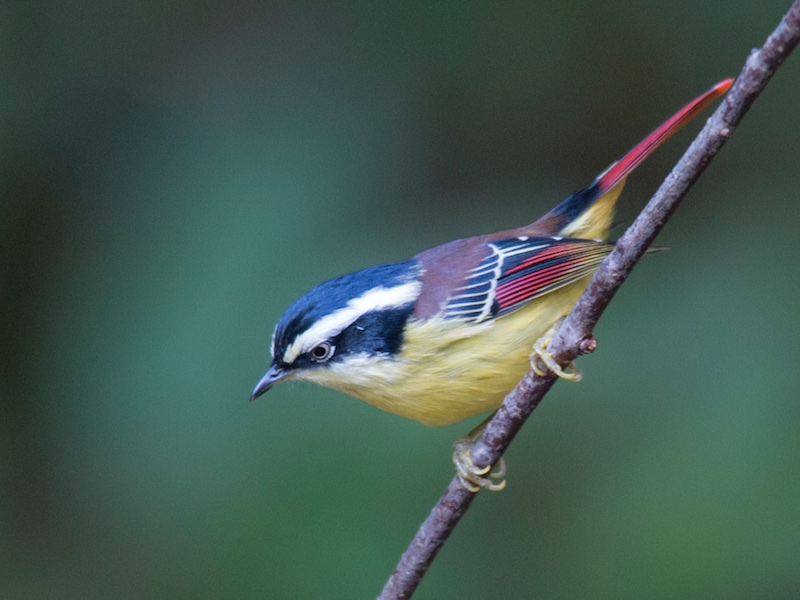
<box><xmin>252</xmin><ymin>79</ymin><xmax>731</xmax><ymax>490</ymax></box>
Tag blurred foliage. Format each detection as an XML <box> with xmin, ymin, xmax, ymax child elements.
<box><xmin>2</xmin><ymin>1</ymin><xmax>799</xmax><ymax>598</ymax></box>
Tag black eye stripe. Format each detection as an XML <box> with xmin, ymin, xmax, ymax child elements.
<box><xmin>271</xmin><ymin>260</ymin><xmax>421</xmax><ymax>366</ymax></box>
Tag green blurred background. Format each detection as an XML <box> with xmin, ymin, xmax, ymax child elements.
<box><xmin>3</xmin><ymin>1</ymin><xmax>799</xmax><ymax>598</ymax></box>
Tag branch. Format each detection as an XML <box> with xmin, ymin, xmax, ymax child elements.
<box><xmin>378</xmin><ymin>1</ymin><xmax>800</xmax><ymax>598</ymax></box>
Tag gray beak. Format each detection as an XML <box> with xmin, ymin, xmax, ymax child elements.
<box><xmin>250</xmin><ymin>364</ymin><xmax>289</xmax><ymax>401</ymax></box>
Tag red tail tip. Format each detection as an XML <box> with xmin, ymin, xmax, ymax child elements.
<box><xmin>714</xmin><ymin>78</ymin><xmax>734</xmax><ymax>94</ymax></box>
<box><xmin>595</xmin><ymin>77</ymin><xmax>734</xmax><ymax>193</ymax></box>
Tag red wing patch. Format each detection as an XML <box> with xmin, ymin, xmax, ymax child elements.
<box><xmin>443</xmin><ymin>237</ymin><xmax>614</xmax><ymax>323</ymax></box>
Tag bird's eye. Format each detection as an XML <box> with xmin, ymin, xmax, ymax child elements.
<box><xmin>309</xmin><ymin>342</ymin><xmax>334</xmax><ymax>363</ymax></box>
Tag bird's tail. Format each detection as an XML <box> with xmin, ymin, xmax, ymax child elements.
<box><xmin>533</xmin><ymin>78</ymin><xmax>733</xmax><ymax>240</ymax></box>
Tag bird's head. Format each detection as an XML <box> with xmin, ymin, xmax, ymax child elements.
<box><xmin>250</xmin><ymin>260</ymin><xmax>422</xmax><ymax>400</ymax></box>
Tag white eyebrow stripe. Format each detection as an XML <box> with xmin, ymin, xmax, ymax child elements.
<box><xmin>282</xmin><ymin>280</ymin><xmax>421</xmax><ymax>364</ymax></box>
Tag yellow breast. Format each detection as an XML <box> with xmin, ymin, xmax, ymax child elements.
<box><xmin>295</xmin><ymin>278</ymin><xmax>590</xmax><ymax>426</ymax></box>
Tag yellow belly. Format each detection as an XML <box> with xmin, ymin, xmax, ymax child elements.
<box><xmin>295</xmin><ymin>279</ymin><xmax>589</xmax><ymax>426</ymax></box>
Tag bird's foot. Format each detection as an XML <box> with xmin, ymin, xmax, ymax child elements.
<box><xmin>530</xmin><ymin>329</ymin><xmax>583</xmax><ymax>381</ymax></box>
<box><xmin>453</xmin><ymin>441</ymin><xmax>507</xmax><ymax>492</ymax></box>
<box><xmin>452</xmin><ymin>419</ymin><xmax>506</xmax><ymax>492</ymax></box>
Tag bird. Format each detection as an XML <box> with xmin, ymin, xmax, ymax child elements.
<box><xmin>251</xmin><ymin>79</ymin><xmax>732</xmax><ymax>491</ymax></box>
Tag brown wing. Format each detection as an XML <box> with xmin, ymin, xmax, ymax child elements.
<box><xmin>414</xmin><ymin>235</ymin><xmax>613</xmax><ymax>322</ymax></box>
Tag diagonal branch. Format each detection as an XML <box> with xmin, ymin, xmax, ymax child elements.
<box><xmin>379</xmin><ymin>1</ymin><xmax>800</xmax><ymax>598</ymax></box>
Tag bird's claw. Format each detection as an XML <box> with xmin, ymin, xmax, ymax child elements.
<box><xmin>453</xmin><ymin>438</ymin><xmax>507</xmax><ymax>493</ymax></box>
<box><xmin>530</xmin><ymin>332</ymin><xmax>583</xmax><ymax>381</ymax></box>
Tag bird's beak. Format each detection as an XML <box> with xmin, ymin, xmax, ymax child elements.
<box><xmin>250</xmin><ymin>364</ymin><xmax>289</xmax><ymax>401</ymax></box>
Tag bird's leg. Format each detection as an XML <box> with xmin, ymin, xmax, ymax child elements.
<box><xmin>530</xmin><ymin>323</ymin><xmax>584</xmax><ymax>381</ymax></box>
<box><xmin>453</xmin><ymin>415</ymin><xmax>507</xmax><ymax>492</ymax></box>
